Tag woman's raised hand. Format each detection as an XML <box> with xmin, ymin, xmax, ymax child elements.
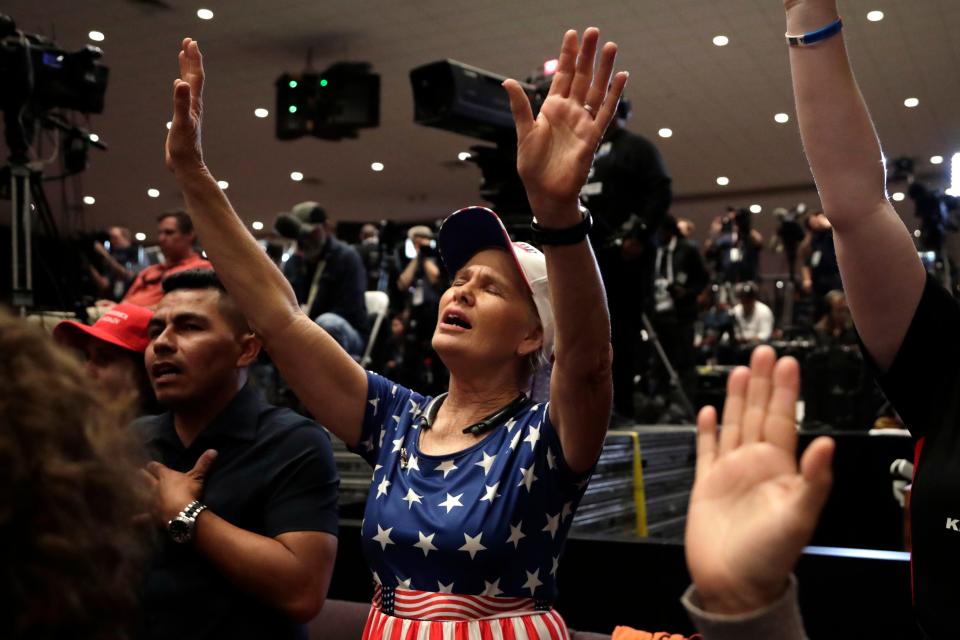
<box><xmin>165</xmin><ymin>37</ymin><xmax>207</xmax><ymax>177</ymax></box>
<box><xmin>503</xmin><ymin>28</ymin><xmax>627</xmax><ymax>224</ymax></box>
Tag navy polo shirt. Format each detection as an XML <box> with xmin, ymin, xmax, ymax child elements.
<box><xmin>133</xmin><ymin>384</ymin><xmax>339</xmax><ymax>640</ymax></box>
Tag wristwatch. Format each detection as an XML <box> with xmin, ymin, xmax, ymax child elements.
<box><xmin>167</xmin><ymin>500</ymin><xmax>207</xmax><ymax>544</ymax></box>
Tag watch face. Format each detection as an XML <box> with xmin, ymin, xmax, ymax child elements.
<box><xmin>169</xmin><ymin>517</ymin><xmax>192</xmax><ymax>544</ymax></box>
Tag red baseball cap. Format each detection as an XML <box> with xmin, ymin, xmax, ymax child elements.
<box><xmin>54</xmin><ymin>303</ymin><xmax>154</xmax><ymax>354</ymax></box>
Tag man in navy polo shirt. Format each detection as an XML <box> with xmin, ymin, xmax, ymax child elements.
<box><xmin>136</xmin><ymin>269</ymin><xmax>339</xmax><ymax>640</ymax></box>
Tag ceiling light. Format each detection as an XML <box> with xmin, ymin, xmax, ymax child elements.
<box><xmin>89</xmin><ymin>133</ymin><xmax>100</xmax><ymax>142</ymax></box>
<box><xmin>867</xmin><ymin>10</ymin><xmax>885</xmax><ymax>22</ymax></box>
<box><xmin>290</xmin><ymin>171</ymin><xmax>304</xmax><ymax>182</ymax></box>
<box><xmin>371</xmin><ymin>162</ymin><xmax>384</xmax><ymax>172</ymax></box>
<box><xmin>749</xmin><ymin>204</ymin><xmax>762</xmax><ymax>213</ymax></box>
<box><xmin>252</xmin><ymin>221</ymin><xmax>264</xmax><ymax>231</ymax></box>
<box><xmin>135</xmin><ymin>232</ymin><xmax>147</xmax><ymax>242</ymax></box>
<box><xmin>658</xmin><ymin>128</ymin><xmax>673</xmax><ymax>138</ymax></box>
<box><xmin>713</xmin><ymin>35</ymin><xmax>729</xmax><ymax>47</ymax></box>
<box><xmin>948</xmin><ymin>152</ymin><xmax>960</xmax><ymax>197</ymax></box>
<box><xmin>88</xmin><ymin>31</ymin><xmax>105</xmax><ymax>42</ymax></box>
<box><xmin>543</xmin><ymin>58</ymin><xmax>559</xmax><ymax>75</ymax></box>
<box><xmin>147</xmin><ymin>188</ymin><xmax>160</xmax><ymax>198</ymax></box>
<box><xmin>197</xmin><ymin>8</ymin><xmax>214</xmax><ymax>20</ymax></box>
<box><xmin>458</xmin><ymin>152</ymin><xmax>471</xmax><ymax>161</ymax></box>
<box><xmin>914</xmin><ymin>230</ymin><xmax>922</xmax><ymax>238</ymax></box>
<box><xmin>166</xmin><ymin>121</ymin><xmax>172</xmax><ymax>130</ymax></box>
<box><xmin>931</xmin><ymin>155</ymin><xmax>944</xmax><ymax>165</ymax></box>
<box><xmin>83</xmin><ymin>196</ymin><xmax>96</xmax><ymax>205</ymax></box>
<box><xmin>774</xmin><ymin>113</ymin><xmax>790</xmax><ymax>124</ymax></box>
<box><xmin>716</xmin><ymin>176</ymin><xmax>730</xmax><ymax>186</ymax></box>
<box><xmin>904</xmin><ymin>97</ymin><xmax>919</xmax><ymax>108</ymax></box>
<box><xmin>891</xmin><ymin>191</ymin><xmax>905</xmax><ymax>201</ymax></box>
<box><xmin>217</xmin><ymin>180</ymin><xmax>229</xmax><ymax>189</ymax></box>
<box><xmin>254</xmin><ymin>108</ymin><xmax>269</xmax><ymax>118</ymax></box>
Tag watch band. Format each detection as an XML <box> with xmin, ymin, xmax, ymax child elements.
<box><xmin>530</xmin><ymin>209</ymin><xmax>592</xmax><ymax>246</ymax></box>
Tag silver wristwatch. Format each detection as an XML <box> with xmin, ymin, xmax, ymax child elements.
<box><xmin>167</xmin><ymin>500</ymin><xmax>207</xmax><ymax>544</ymax></box>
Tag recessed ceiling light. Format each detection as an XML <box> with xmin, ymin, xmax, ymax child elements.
<box><xmin>931</xmin><ymin>155</ymin><xmax>944</xmax><ymax>165</ymax></box>
<box><xmin>290</xmin><ymin>171</ymin><xmax>304</xmax><ymax>182</ymax></box>
<box><xmin>371</xmin><ymin>162</ymin><xmax>384</xmax><ymax>172</ymax></box>
<box><xmin>716</xmin><ymin>176</ymin><xmax>730</xmax><ymax>186</ymax></box>
<box><xmin>543</xmin><ymin>58</ymin><xmax>559</xmax><ymax>75</ymax></box>
<box><xmin>892</xmin><ymin>191</ymin><xmax>906</xmax><ymax>201</ymax></box>
<box><xmin>135</xmin><ymin>232</ymin><xmax>147</xmax><ymax>242</ymax></box>
<box><xmin>166</xmin><ymin>121</ymin><xmax>172</xmax><ymax>130</ymax></box>
<box><xmin>252</xmin><ymin>221</ymin><xmax>264</xmax><ymax>231</ymax></box>
<box><xmin>713</xmin><ymin>35</ymin><xmax>729</xmax><ymax>47</ymax></box>
<box><xmin>83</xmin><ymin>196</ymin><xmax>96</xmax><ymax>205</ymax></box>
<box><xmin>867</xmin><ymin>10</ymin><xmax>885</xmax><ymax>22</ymax></box>
<box><xmin>749</xmin><ymin>204</ymin><xmax>762</xmax><ymax>213</ymax></box>
<box><xmin>88</xmin><ymin>31</ymin><xmax>105</xmax><ymax>42</ymax></box>
<box><xmin>197</xmin><ymin>8</ymin><xmax>214</xmax><ymax>20</ymax></box>
<box><xmin>147</xmin><ymin>188</ymin><xmax>160</xmax><ymax>198</ymax></box>
<box><xmin>904</xmin><ymin>97</ymin><xmax>919</xmax><ymax>108</ymax></box>
<box><xmin>914</xmin><ymin>230</ymin><xmax>921</xmax><ymax>238</ymax></box>
<box><xmin>774</xmin><ymin>113</ymin><xmax>790</xmax><ymax>124</ymax></box>
<box><xmin>89</xmin><ymin>133</ymin><xmax>100</xmax><ymax>142</ymax></box>
<box><xmin>658</xmin><ymin>128</ymin><xmax>673</xmax><ymax>138</ymax></box>
<box><xmin>458</xmin><ymin>151</ymin><xmax>471</xmax><ymax>161</ymax></box>
<box><xmin>217</xmin><ymin>180</ymin><xmax>229</xmax><ymax>189</ymax></box>
<box><xmin>254</xmin><ymin>108</ymin><xmax>269</xmax><ymax>118</ymax></box>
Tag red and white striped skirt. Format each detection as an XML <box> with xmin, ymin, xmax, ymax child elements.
<box><xmin>361</xmin><ymin>586</ymin><xmax>571</xmax><ymax>640</ymax></box>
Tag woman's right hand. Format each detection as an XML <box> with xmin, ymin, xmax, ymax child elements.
<box><xmin>165</xmin><ymin>38</ymin><xmax>208</xmax><ymax>178</ymax></box>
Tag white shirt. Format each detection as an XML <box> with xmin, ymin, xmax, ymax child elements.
<box><xmin>733</xmin><ymin>301</ymin><xmax>774</xmax><ymax>342</ymax></box>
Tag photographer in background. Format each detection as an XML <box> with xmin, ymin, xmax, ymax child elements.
<box><xmin>581</xmin><ymin>97</ymin><xmax>672</xmax><ymax>421</ymax></box>
<box><xmin>798</xmin><ymin>209</ymin><xmax>842</xmax><ymax>320</ymax></box>
<box><xmin>275</xmin><ymin>202</ymin><xmax>368</xmax><ymax>359</ymax></box>
<box><xmin>705</xmin><ymin>207</ymin><xmax>764</xmax><ymax>286</ymax></box>
<box><xmin>396</xmin><ymin>225</ymin><xmax>445</xmax><ymax>392</ymax></box>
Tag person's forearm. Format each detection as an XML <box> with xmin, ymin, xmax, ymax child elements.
<box><xmin>397</xmin><ymin>258</ymin><xmax>417</xmax><ymax>291</ymax></box>
<box><xmin>193</xmin><ymin>511</ymin><xmax>324</xmax><ymax>623</ymax></box>
<box><xmin>423</xmin><ymin>258</ymin><xmax>441</xmax><ymax>286</ymax></box>
<box><xmin>786</xmin><ymin>1</ymin><xmax>886</xmax><ymax>226</ymax></box>
<box><xmin>176</xmin><ymin>170</ymin><xmax>300</xmax><ymax>341</ymax></box>
<box><xmin>540</xmin><ymin>208</ymin><xmax>610</xmax><ymax>375</ymax></box>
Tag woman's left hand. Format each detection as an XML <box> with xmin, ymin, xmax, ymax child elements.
<box><xmin>503</xmin><ymin>28</ymin><xmax>628</xmax><ymax>224</ymax></box>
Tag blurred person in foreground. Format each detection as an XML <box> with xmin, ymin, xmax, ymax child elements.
<box><xmin>0</xmin><ymin>310</ymin><xmax>150</xmax><ymax>639</ymax></box>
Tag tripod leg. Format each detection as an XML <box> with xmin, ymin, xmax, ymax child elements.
<box><xmin>640</xmin><ymin>312</ymin><xmax>697</xmax><ymax>422</ymax></box>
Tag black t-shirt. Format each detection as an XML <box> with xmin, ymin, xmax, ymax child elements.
<box><xmin>866</xmin><ymin>274</ymin><xmax>960</xmax><ymax>638</ymax></box>
<box><xmin>132</xmin><ymin>385</ymin><xmax>339</xmax><ymax>640</ymax></box>
<box><xmin>283</xmin><ymin>236</ymin><xmax>369</xmax><ymax>333</ymax></box>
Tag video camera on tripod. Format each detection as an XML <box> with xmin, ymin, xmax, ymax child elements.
<box><xmin>1</xmin><ymin>13</ymin><xmax>110</xmax><ymax>310</ymax></box>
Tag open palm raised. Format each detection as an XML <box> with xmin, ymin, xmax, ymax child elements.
<box><xmin>685</xmin><ymin>346</ymin><xmax>835</xmax><ymax>614</ymax></box>
<box><xmin>503</xmin><ymin>28</ymin><xmax>628</xmax><ymax>222</ymax></box>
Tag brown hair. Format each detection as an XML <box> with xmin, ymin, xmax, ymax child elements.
<box><xmin>0</xmin><ymin>310</ymin><xmax>151</xmax><ymax>639</ymax></box>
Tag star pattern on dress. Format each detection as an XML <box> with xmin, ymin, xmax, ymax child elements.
<box><xmin>482</xmin><ymin>578</ymin><xmax>504</xmax><ymax>597</ymax></box>
<box><xmin>369</xmin><ymin>398</ymin><xmax>379</xmax><ymax>415</ymax></box>
<box><xmin>524</xmin><ymin>424</ymin><xmax>541</xmax><ymax>450</ymax></box>
<box><xmin>542</xmin><ymin>512</ymin><xmax>561</xmax><ymax>539</ymax></box>
<box><xmin>438</xmin><ymin>492</ymin><xmax>464</xmax><ymax>513</ymax></box>
<box><xmin>505</xmin><ymin>417</ymin><xmax>518</xmax><ymax>432</ymax></box>
<box><xmin>509</xmin><ymin>430</ymin><xmax>522</xmax><ymax>451</ymax></box>
<box><xmin>374</xmin><ymin>464</ymin><xmax>383</xmax><ymax>473</ymax></box>
<box><xmin>391</xmin><ymin>384</ymin><xmax>398</xmax><ymax>396</ymax></box>
<box><xmin>480</xmin><ymin>482</ymin><xmax>500</xmax><ymax>503</ymax></box>
<box><xmin>397</xmin><ymin>577</ymin><xmax>412</xmax><ymax>590</ymax></box>
<box><xmin>530</xmin><ymin>404</ymin><xmax>541</xmax><ymax>413</ymax></box>
<box><xmin>391</xmin><ymin>438</ymin><xmax>404</xmax><ymax>453</ymax></box>
<box><xmin>506</xmin><ymin>522</ymin><xmax>526</xmax><ymax>549</ymax></box>
<box><xmin>561</xmin><ymin>501</ymin><xmax>574</xmax><ymax>522</ymax></box>
<box><xmin>376</xmin><ymin>477</ymin><xmax>391</xmax><ymax>499</ymax></box>
<box><xmin>392</xmin><ymin>415</ymin><xmax>401</xmax><ymax>424</ymax></box>
<box><xmin>379</xmin><ymin>430</ymin><xmax>386</xmax><ymax>448</ymax></box>
<box><xmin>518</xmin><ymin>465</ymin><xmax>538</xmax><ymax>492</ymax></box>
<box><xmin>372</xmin><ymin>525</ymin><xmax>394</xmax><ymax>550</ymax></box>
<box><xmin>546</xmin><ymin>448</ymin><xmax>557</xmax><ymax>471</ymax></box>
<box><xmin>436</xmin><ymin>459</ymin><xmax>458</xmax><ymax>478</ymax></box>
<box><xmin>373</xmin><ymin>571</ymin><xmax>381</xmax><ymax>585</ymax></box>
<box><xmin>414</xmin><ymin>531</ymin><xmax>437</xmax><ymax>557</ymax></box>
<box><xmin>405</xmin><ymin>453</ymin><xmax>420</xmax><ymax>473</ymax></box>
<box><xmin>438</xmin><ymin>581</ymin><xmax>455</xmax><ymax>594</ymax></box>
<box><xmin>475</xmin><ymin>451</ymin><xmax>497</xmax><ymax>475</ymax></box>
<box><xmin>551</xmin><ymin>555</ymin><xmax>560</xmax><ymax>577</ymax></box>
<box><xmin>408</xmin><ymin>399</ymin><xmax>420</xmax><ymax>416</ymax></box>
<box><xmin>401</xmin><ymin>488</ymin><xmax>423</xmax><ymax>509</ymax></box>
<box><xmin>522</xmin><ymin>569</ymin><xmax>542</xmax><ymax>595</ymax></box>
<box><xmin>458</xmin><ymin>532</ymin><xmax>486</xmax><ymax>559</ymax></box>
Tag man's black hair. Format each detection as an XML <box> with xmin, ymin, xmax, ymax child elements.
<box><xmin>156</xmin><ymin>210</ymin><xmax>194</xmax><ymax>234</ymax></box>
<box><xmin>161</xmin><ymin>269</ymin><xmax>249</xmax><ymax>333</ymax></box>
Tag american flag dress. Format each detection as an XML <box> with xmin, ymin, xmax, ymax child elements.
<box><xmin>351</xmin><ymin>372</ymin><xmax>593</xmax><ymax>639</ymax></box>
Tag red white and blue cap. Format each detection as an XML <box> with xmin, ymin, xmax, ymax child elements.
<box><xmin>438</xmin><ymin>206</ymin><xmax>554</xmax><ymax>358</ymax></box>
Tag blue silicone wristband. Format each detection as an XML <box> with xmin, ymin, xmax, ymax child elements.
<box><xmin>786</xmin><ymin>18</ymin><xmax>843</xmax><ymax>47</ymax></box>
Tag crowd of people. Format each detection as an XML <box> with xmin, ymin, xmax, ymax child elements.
<box><xmin>2</xmin><ymin>1</ymin><xmax>957</xmax><ymax>638</ymax></box>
